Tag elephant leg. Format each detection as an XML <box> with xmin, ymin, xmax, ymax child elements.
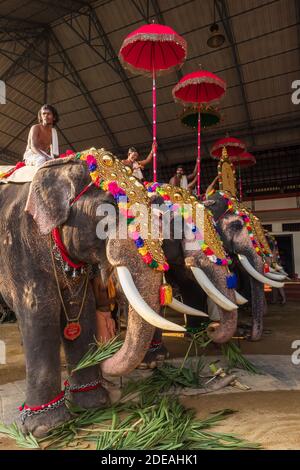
<box><xmin>19</xmin><ymin>302</ymin><xmax>71</xmax><ymax>437</ymax></box>
<box><xmin>250</xmin><ymin>279</ymin><xmax>264</xmax><ymax>341</ymax></box>
<box><xmin>61</xmin><ymin>287</ymin><xmax>110</xmax><ymax>410</ymax></box>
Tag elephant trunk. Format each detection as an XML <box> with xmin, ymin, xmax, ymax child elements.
<box><xmin>101</xmin><ymin>267</ymin><xmax>162</xmax><ymax>376</ymax></box>
<box><xmin>206</xmin><ymin>307</ymin><xmax>238</xmax><ymax>343</ymax></box>
<box><xmin>185</xmin><ymin>257</ymin><xmax>239</xmax><ymax>344</ymax></box>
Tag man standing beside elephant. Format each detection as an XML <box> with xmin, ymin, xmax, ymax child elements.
<box><xmin>23</xmin><ymin>104</ymin><xmax>60</xmax><ymax>167</ymax></box>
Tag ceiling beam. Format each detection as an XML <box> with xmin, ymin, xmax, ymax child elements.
<box><xmin>215</xmin><ymin>0</ymin><xmax>255</xmax><ymax>147</ymax></box>
<box><xmin>1</xmin><ymin>31</ymin><xmax>46</xmax><ymax>83</ymax></box>
<box><xmin>0</xmin><ymin>147</ymin><xmax>20</xmax><ymax>164</ymax></box>
<box><xmin>150</xmin><ymin>0</ymin><xmax>183</xmax><ymax>80</ymax></box>
<box><xmin>56</xmin><ymin>125</ymin><xmax>76</xmax><ymax>152</ymax></box>
<box><xmin>50</xmin><ymin>30</ymin><xmax>122</xmax><ymax>153</ymax></box>
<box><xmin>133</xmin><ymin>114</ymin><xmax>300</xmax><ymax>156</ymax></box>
<box><xmin>0</xmin><ymin>14</ymin><xmax>44</xmax><ymax>31</ymax></box>
<box><xmin>59</xmin><ymin>5</ymin><xmax>154</xmax><ymax>138</ymax></box>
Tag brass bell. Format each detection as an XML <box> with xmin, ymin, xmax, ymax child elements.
<box><xmin>102</xmin><ymin>154</ymin><xmax>113</xmax><ymax>166</ymax></box>
<box><xmin>125</xmin><ymin>166</ymin><xmax>133</xmax><ymax>175</ymax></box>
<box><xmin>173</xmin><ymin>192</ymin><xmax>182</xmax><ymax>202</ymax></box>
<box><xmin>64</xmin><ymin>263</ymin><xmax>71</xmax><ymax>272</ymax></box>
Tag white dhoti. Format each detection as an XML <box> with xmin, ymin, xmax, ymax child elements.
<box><xmin>23</xmin><ymin>128</ymin><xmax>59</xmax><ymax>167</ymax></box>
<box><xmin>23</xmin><ymin>150</ymin><xmax>53</xmax><ymax>167</ymax></box>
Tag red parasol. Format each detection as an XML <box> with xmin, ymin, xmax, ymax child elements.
<box><xmin>231</xmin><ymin>151</ymin><xmax>256</xmax><ymax>200</ymax></box>
<box><xmin>119</xmin><ymin>23</ymin><xmax>187</xmax><ymax>181</ymax></box>
<box><xmin>180</xmin><ymin>104</ymin><xmax>222</xmax><ymax>130</ymax></box>
<box><xmin>172</xmin><ymin>70</ymin><xmax>226</xmax><ymax>196</ymax></box>
<box><xmin>231</xmin><ymin>151</ymin><xmax>256</xmax><ymax>168</ymax></box>
<box><xmin>210</xmin><ymin>136</ymin><xmax>246</xmax><ymax>159</ymax></box>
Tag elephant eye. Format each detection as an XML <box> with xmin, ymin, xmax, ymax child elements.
<box><xmin>229</xmin><ymin>220</ymin><xmax>244</xmax><ymax>232</ymax></box>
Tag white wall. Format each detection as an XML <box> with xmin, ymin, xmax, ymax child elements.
<box><xmin>243</xmin><ymin>195</ymin><xmax>300</xmax><ymax>274</ymax></box>
<box><xmin>269</xmin><ymin>221</ymin><xmax>300</xmax><ymax>275</ymax></box>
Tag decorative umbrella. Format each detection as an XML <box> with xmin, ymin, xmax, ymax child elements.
<box><xmin>231</xmin><ymin>151</ymin><xmax>256</xmax><ymax>200</ymax></box>
<box><xmin>172</xmin><ymin>70</ymin><xmax>226</xmax><ymax>196</ymax></box>
<box><xmin>180</xmin><ymin>104</ymin><xmax>221</xmax><ymax>129</ymax></box>
<box><xmin>210</xmin><ymin>136</ymin><xmax>246</xmax><ymax>159</ymax></box>
<box><xmin>119</xmin><ymin>23</ymin><xmax>187</xmax><ymax>182</ymax></box>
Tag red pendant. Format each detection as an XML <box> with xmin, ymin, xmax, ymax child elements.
<box><xmin>64</xmin><ymin>322</ymin><xmax>82</xmax><ymax>341</ymax></box>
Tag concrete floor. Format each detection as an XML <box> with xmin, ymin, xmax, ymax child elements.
<box><xmin>0</xmin><ymin>301</ymin><xmax>299</xmax><ymax>449</ymax></box>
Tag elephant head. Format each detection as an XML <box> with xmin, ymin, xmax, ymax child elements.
<box><xmin>205</xmin><ymin>190</ymin><xmax>284</xmax><ymax>340</ymax></box>
<box><xmin>147</xmin><ymin>183</ymin><xmax>239</xmax><ymax>344</ymax></box>
<box><xmin>25</xmin><ymin>151</ymin><xmax>184</xmax><ymax>377</ymax></box>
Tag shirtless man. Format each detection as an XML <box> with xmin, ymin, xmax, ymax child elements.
<box><xmin>23</xmin><ymin>104</ymin><xmax>59</xmax><ymax>166</ymax></box>
<box><xmin>169</xmin><ymin>165</ymin><xmax>197</xmax><ymax>190</ymax></box>
<box><xmin>122</xmin><ymin>143</ymin><xmax>156</xmax><ymax>180</ymax></box>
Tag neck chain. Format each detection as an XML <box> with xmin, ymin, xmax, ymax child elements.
<box><xmin>50</xmin><ymin>237</ymin><xmax>89</xmax><ymax>341</ymax></box>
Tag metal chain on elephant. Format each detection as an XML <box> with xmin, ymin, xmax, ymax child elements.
<box><xmin>19</xmin><ymin>392</ymin><xmax>66</xmax><ymax>425</ymax></box>
<box><xmin>19</xmin><ymin>379</ymin><xmax>103</xmax><ymax>424</ymax></box>
<box><xmin>50</xmin><ymin>237</ymin><xmax>90</xmax><ymax>341</ymax></box>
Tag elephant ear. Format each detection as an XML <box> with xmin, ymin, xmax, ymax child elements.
<box><xmin>25</xmin><ymin>157</ymin><xmax>80</xmax><ymax>235</ymax></box>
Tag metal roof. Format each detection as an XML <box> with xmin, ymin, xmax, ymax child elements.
<box><xmin>0</xmin><ymin>0</ymin><xmax>300</xmax><ymax>187</ymax></box>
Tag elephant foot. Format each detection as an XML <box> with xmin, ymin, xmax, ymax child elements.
<box><xmin>69</xmin><ymin>385</ymin><xmax>110</xmax><ymax>410</ymax></box>
<box><xmin>20</xmin><ymin>404</ymin><xmax>71</xmax><ymax>438</ymax></box>
<box><xmin>138</xmin><ymin>342</ymin><xmax>170</xmax><ymax>370</ymax></box>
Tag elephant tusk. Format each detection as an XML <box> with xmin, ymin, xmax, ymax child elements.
<box><xmin>116</xmin><ymin>266</ymin><xmax>185</xmax><ymax>332</ymax></box>
<box><xmin>169</xmin><ymin>298</ymin><xmax>208</xmax><ymax>317</ymax></box>
<box><xmin>234</xmin><ymin>290</ymin><xmax>248</xmax><ymax>305</ymax></box>
<box><xmin>237</xmin><ymin>254</ymin><xmax>284</xmax><ymax>288</ymax></box>
<box><xmin>273</xmin><ymin>265</ymin><xmax>288</xmax><ymax>276</ymax></box>
<box><xmin>190</xmin><ymin>267</ymin><xmax>238</xmax><ymax>312</ymax></box>
<box><xmin>265</xmin><ymin>273</ymin><xmax>286</xmax><ymax>282</ymax></box>
<box><xmin>264</xmin><ymin>272</ymin><xmax>286</xmax><ymax>281</ymax></box>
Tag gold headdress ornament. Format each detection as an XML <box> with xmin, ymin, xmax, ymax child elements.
<box><xmin>251</xmin><ymin>214</ymin><xmax>272</xmax><ymax>257</ymax></box>
<box><xmin>144</xmin><ymin>182</ymin><xmax>231</xmax><ymax>265</ymax></box>
<box><xmin>76</xmin><ymin>148</ymin><xmax>168</xmax><ymax>271</ymax></box>
<box><xmin>217</xmin><ymin>146</ymin><xmax>237</xmax><ymax>197</ymax></box>
<box><xmin>215</xmin><ymin>150</ymin><xmax>272</xmax><ymax>259</ymax></box>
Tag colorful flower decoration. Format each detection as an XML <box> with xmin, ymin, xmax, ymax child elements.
<box><xmin>220</xmin><ymin>192</ymin><xmax>272</xmax><ymax>267</ymax></box>
<box><xmin>59</xmin><ymin>149</ymin><xmax>76</xmax><ymax>159</ymax></box>
<box><xmin>74</xmin><ymin>152</ymin><xmax>169</xmax><ymax>272</ymax></box>
<box><xmin>145</xmin><ymin>182</ymin><xmax>232</xmax><ymax>267</ymax></box>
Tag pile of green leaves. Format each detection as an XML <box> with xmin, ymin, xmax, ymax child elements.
<box><xmin>93</xmin><ymin>398</ymin><xmax>258</xmax><ymax>451</ymax></box>
<box><xmin>0</xmin><ymin>422</ymin><xmax>39</xmax><ymax>449</ymax></box>
<box><xmin>0</xmin><ymin>333</ymin><xmax>261</xmax><ymax>450</ymax></box>
<box><xmin>0</xmin><ymin>397</ymin><xmax>258</xmax><ymax>450</ymax></box>
<box><xmin>221</xmin><ymin>341</ymin><xmax>261</xmax><ymax>375</ymax></box>
<box><xmin>71</xmin><ymin>337</ymin><xmax>124</xmax><ymax>374</ymax></box>
<box><xmin>121</xmin><ymin>360</ymin><xmax>205</xmax><ymax>403</ymax></box>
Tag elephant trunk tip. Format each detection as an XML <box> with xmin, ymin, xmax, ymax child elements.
<box><xmin>206</xmin><ymin>309</ymin><xmax>238</xmax><ymax>344</ymax></box>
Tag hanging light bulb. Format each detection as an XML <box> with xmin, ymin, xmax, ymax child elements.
<box><xmin>207</xmin><ymin>0</ymin><xmax>225</xmax><ymax>49</ymax></box>
<box><xmin>207</xmin><ymin>23</ymin><xmax>225</xmax><ymax>48</ymax></box>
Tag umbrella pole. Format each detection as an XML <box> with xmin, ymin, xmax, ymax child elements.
<box><xmin>238</xmin><ymin>162</ymin><xmax>242</xmax><ymax>201</ymax></box>
<box><xmin>197</xmin><ymin>108</ymin><xmax>201</xmax><ymax>197</ymax></box>
<box><xmin>152</xmin><ymin>69</ymin><xmax>157</xmax><ymax>182</ymax></box>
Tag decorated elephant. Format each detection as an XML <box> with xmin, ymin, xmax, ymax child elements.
<box><xmin>0</xmin><ymin>149</ymin><xmax>191</xmax><ymax>436</ymax></box>
<box><xmin>191</xmin><ymin>147</ymin><xmax>285</xmax><ymax>341</ymax></box>
<box><xmin>139</xmin><ymin>182</ymin><xmax>241</xmax><ymax>368</ymax></box>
